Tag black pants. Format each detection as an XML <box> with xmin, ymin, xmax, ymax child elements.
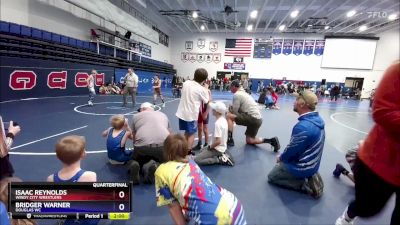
<box><xmin>0</xmin><ymin>155</ymin><xmax>14</xmax><ymax>179</ymax></box>
<box><xmin>347</xmin><ymin>157</ymin><xmax>399</xmax><ymax>225</ymax></box>
<box><xmin>132</xmin><ymin>145</ymin><xmax>165</xmax><ymax>168</ymax></box>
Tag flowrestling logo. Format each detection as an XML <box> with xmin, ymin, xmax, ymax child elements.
<box><xmin>9</xmin><ymin>70</ymin><xmax>105</xmax><ymax>90</ymax></box>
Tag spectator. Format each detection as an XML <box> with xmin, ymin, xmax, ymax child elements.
<box><xmin>335</xmin><ymin>61</ymin><xmax>399</xmax><ymax>225</ymax></box>
<box><xmin>122</xmin><ymin>68</ymin><xmax>139</xmax><ymax>108</ymax></box>
<box><xmin>226</xmin><ymin>80</ymin><xmax>280</xmax><ymax>151</ymax></box>
<box><xmin>99</xmin><ymin>84</ymin><xmax>107</xmax><ymax>95</ymax></box>
<box><xmin>155</xmin><ymin>134</ymin><xmax>246</xmax><ymax>225</ymax></box>
<box><xmin>193</xmin><ymin>83</ymin><xmax>212</xmax><ymax>151</ymax></box>
<box><xmin>268</xmin><ymin>90</ymin><xmax>325</xmax><ymax>198</ymax></box>
<box><xmin>128</xmin><ymin>102</ymin><xmax>170</xmax><ymax>184</ymax></box>
<box><xmin>242</xmin><ymin>78</ymin><xmax>249</xmax><ymax>93</ymax></box>
<box><xmin>102</xmin><ymin>115</ymin><xmax>133</xmax><ymax>165</ymax></box>
<box><xmin>47</xmin><ymin>135</ymin><xmax>98</xmax><ymax>225</ymax></box>
<box><xmin>0</xmin><ymin>177</ymin><xmax>37</xmax><ymax>225</ymax></box>
<box><xmin>194</xmin><ymin>101</ymin><xmax>234</xmax><ymax>166</ymax></box>
<box><xmin>268</xmin><ymin>87</ymin><xmax>280</xmax><ymax>110</ymax></box>
<box><xmin>175</xmin><ymin>68</ymin><xmax>210</xmax><ymax>154</ymax></box>
<box><xmin>0</xmin><ymin>119</ymin><xmax>21</xmax><ymax>180</ymax></box>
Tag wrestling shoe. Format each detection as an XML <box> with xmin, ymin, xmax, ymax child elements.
<box><xmin>271</xmin><ymin>137</ymin><xmax>281</xmax><ymax>152</ymax></box>
<box><xmin>218</xmin><ymin>153</ymin><xmax>235</xmax><ymax>166</ymax></box>
<box><xmin>333</xmin><ymin>164</ymin><xmax>349</xmax><ymax>178</ymax></box>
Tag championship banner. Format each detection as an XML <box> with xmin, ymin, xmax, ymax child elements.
<box><xmin>139</xmin><ymin>42</ymin><xmax>151</xmax><ymax>57</ymax></box>
<box><xmin>314</xmin><ymin>40</ymin><xmax>325</xmax><ymax>56</ymax></box>
<box><xmin>181</xmin><ymin>52</ymin><xmax>188</xmax><ymax>62</ymax></box>
<box><xmin>197</xmin><ymin>39</ymin><xmax>205</xmax><ymax>49</ymax></box>
<box><xmin>282</xmin><ymin>39</ymin><xmax>294</xmax><ymax>55</ymax></box>
<box><xmin>224</xmin><ymin>63</ymin><xmax>245</xmax><ymax>70</ymax></box>
<box><xmin>189</xmin><ymin>53</ymin><xmax>196</xmax><ymax>62</ymax></box>
<box><xmin>205</xmin><ymin>54</ymin><xmax>212</xmax><ymax>63</ymax></box>
<box><xmin>272</xmin><ymin>39</ymin><xmax>283</xmax><ymax>55</ymax></box>
<box><xmin>209</xmin><ymin>41</ymin><xmax>218</xmax><ymax>52</ymax></box>
<box><xmin>293</xmin><ymin>40</ymin><xmax>304</xmax><ymax>56</ymax></box>
<box><xmin>253</xmin><ymin>38</ymin><xmax>273</xmax><ymax>58</ymax></box>
<box><xmin>213</xmin><ymin>53</ymin><xmax>221</xmax><ymax>63</ymax></box>
<box><xmin>185</xmin><ymin>41</ymin><xmax>193</xmax><ymax>51</ymax></box>
<box><xmin>197</xmin><ymin>54</ymin><xmax>205</xmax><ymax>63</ymax></box>
<box><xmin>303</xmin><ymin>40</ymin><xmax>315</xmax><ymax>56</ymax></box>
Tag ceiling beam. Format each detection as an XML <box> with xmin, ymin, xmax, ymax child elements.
<box><xmin>189</xmin><ymin>0</ymin><xmax>202</xmax><ymax>32</ymax></box>
<box><xmin>254</xmin><ymin>0</ymin><xmax>269</xmax><ymax>31</ymax></box>
<box><xmin>367</xmin><ymin>20</ymin><xmax>399</xmax><ymax>34</ymax></box>
<box><xmin>299</xmin><ymin>0</ymin><xmax>335</xmax><ymax>27</ymax></box>
<box><xmin>327</xmin><ymin>0</ymin><xmax>391</xmax><ymax>33</ymax></box>
<box><xmin>324</xmin><ymin>0</ymin><xmax>370</xmax><ymax>29</ymax></box>
<box><xmin>244</xmin><ymin>0</ymin><xmax>254</xmax><ymax>32</ymax></box>
<box><xmin>345</xmin><ymin>2</ymin><xmax>400</xmax><ymax>33</ymax></box>
<box><xmin>149</xmin><ymin>0</ymin><xmax>186</xmax><ymax>32</ymax></box>
<box><xmin>234</xmin><ymin>0</ymin><xmax>238</xmax><ymax>32</ymax></box>
<box><xmin>219</xmin><ymin>0</ymin><xmax>228</xmax><ymax>33</ymax></box>
<box><xmin>273</xmin><ymin>0</ymin><xmax>301</xmax><ymax>33</ymax></box>
<box><xmin>205</xmin><ymin>0</ymin><xmax>219</xmax><ymax>31</ymax></box>
<box><xmin>288</xmin><ymin>0</ymin><xmax>318</xmax><ymax>28</ymax></box>
<box><xmin>263</xmin><ymin>0</ymin><xmax>283</xmax><ymax>33</ymax></box>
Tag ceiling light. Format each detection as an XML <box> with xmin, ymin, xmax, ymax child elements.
<box><xmin>359</xmin><ymin>25</ymin><xmax>367</xmax><ymax>32</ymax></box>
<box><xmin>324</xmin><ymin>25</ymin><xmax>330</xmax><ymax>30</ymax></box>
<box><xmin>347</xmin><ymin>10</ymin><xmax>356</xmax><ymax>17</ymax></box>
<box><xmin>247</xmin><ymin>24</ymin><xmax>253</xmax><ymax>31</ymax></box>
<box><xmin>200</xmin><ymin>25</ymin><xmax>205</xmax><ymax>30</ymax></box>
<box><xmin>250</xmin><ymin>10</ymin><xmax>258</xmax><ymax>19</ymax></box>
<box><xmin>388</xmin><ymin>13</ymin><xmax>397</xmax><ymax>21</ymax></box>
<box><xmin>279</xmin><ymin>24</ymin><xmax>286</xmax><ymax>31</ymax></box>
<box><xmin>308</xmin><ymin>24</ymin><xmax>313</xmax><ymax>27</ymax></box>
<box><xmin>192</xmin><ymin>11</ymin><xmax>198</xmax><ymax>18</ymax></box>
<box><xmin>290</xmin><ymin>10</ymin><xmax>299</xmax><ymax>18</ymax></box>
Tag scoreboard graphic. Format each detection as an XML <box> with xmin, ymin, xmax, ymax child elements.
<box><xmin>253</xmin><ymin>38</ymin><xmax>273</xmax><ymax>59</ymax></box>
<box><xmin>8</xmin><ymin>182</ymin><xmax>132</xmax><ymax>220</ymax></box>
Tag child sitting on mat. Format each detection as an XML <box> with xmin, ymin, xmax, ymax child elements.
<box><xmin>47</xmin><ymin>135</ymin><xmax>98</xmax><ymax>225</ymax></box>
<box><xmin>102</xmin><ymin>114</ymin><xmax>133</xmax><ymax>164</ymax></box>
<box><xmin>155</xmin><ymin>134</ymin><xmax>246</xmax><ymax>225</ymax></box>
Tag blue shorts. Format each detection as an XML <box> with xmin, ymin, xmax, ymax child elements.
<box><xmin>179</xmin><ymin>119</ymin><xmax>197</xmax><ymax>135</ymax></box>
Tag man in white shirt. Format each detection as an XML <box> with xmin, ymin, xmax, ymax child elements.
<box><xmin>122</xmin><ymin>68</ymin><xmax>139</xmax><ymax>108</ymax></box>
<box><xmin>194</xmin><ymin>101</ymin><xmax>234</xmax><ymax>166</ymax></box>
<box><xmin>175</xmin><ymin>68</ymin><xmax>210</xmax><ymax>153</ymax></box>
<box><xmin>87</xmin><ymin>69</ymin><xmax>96</xmax><ymax>106</ymax></box>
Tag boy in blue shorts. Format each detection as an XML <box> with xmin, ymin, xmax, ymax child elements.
<box><xmin>175</xmin><ymin>68</ymin><xmax>210</xmax><ymax>154</ymax></box>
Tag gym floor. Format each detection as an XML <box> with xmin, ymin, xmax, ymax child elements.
<box><xmin>0</xmin><ymin>91</ymin><xmax>394</xmax><ymax>225</ymax></box>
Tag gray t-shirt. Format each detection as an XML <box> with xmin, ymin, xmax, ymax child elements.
<box><xmin>132</xmin><ymin>110</ymin><xmax>170</xmax><ymax>147</ymax></box>
<box><xmin>232</xmin><ymin>88</ymin><xmax>262</xmax><ymax>119</ymax></box>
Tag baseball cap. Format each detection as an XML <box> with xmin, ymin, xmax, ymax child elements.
<box><xmin>209</xmin><ymin>101</ymin><xmax>227</xmax><ymax>114</ymax></box>
<box><xmin>230</xmin><ymin>80</ymin><xmax>240</xmax><ymax>88</ymax></box>
<box><xmin>293</xmin><ymin>90</ymin><xmax>318</xmax><ymax>110</ymax></box>
<box><xmin>140</xmin><ymin>102</ymin><xmax>154</xmax><ymax>109</ymax></box>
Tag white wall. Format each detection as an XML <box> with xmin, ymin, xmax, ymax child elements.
<box><xmin>0</xmin><ymin>0</ymin><xmax>171</xmax><ymax>63</ymax></box>
<box><xmin>170</xmin><ymin>28</ymin><xmax>399</xmax><ymax>97</ymax></box>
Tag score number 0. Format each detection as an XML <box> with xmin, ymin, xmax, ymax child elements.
<box><xmin>118</xmin><ymin>191</ymin><xmax>126</xmax><ymax>211</ymax></box>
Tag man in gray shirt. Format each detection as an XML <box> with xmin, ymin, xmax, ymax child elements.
<box><xmin>127</xmin><ymin>102</ymin><xmax>170</xmax><ymax>184</ymax></box>
<box><xmin>122</xmin><ymin>68</ymin><xmax>139</xmax><ymax>108</ymax></box>
<box><xmin>226</xmin><ymin>80</ymin><xmax>281</xmax><ymax>152</ymax></box>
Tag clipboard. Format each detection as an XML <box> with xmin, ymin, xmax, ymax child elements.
<box><xmin>0</xmin><ymin>117</ymin><xmax>8</xmax><ymax>158</ymax></box>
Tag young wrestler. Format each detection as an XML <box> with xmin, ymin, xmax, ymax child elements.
<box><xmin>102</xmin><ymin>115</ymin><xmax>133</xmax><ymax>164</ymax></box>
<box><xmin>155</xmin><ymin>134</ymin><xmax>246</xmax><ymax>225</ymax></box>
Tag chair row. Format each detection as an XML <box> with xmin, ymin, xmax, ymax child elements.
<box><xmin>0</xmin><ymin>20</ymin><xmax>174</xmax><ymax>69</ymax></box>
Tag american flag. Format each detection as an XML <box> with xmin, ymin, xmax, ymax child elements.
<box><xmin>224</xmin><ymin>38</ymin><xmax>252</xmax><ymax>57</ymax></box>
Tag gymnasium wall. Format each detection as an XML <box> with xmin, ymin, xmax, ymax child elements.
<box><xmin>0</xmin><ymin>0</ymin><xmax>171</xmax><ymax>63</ymax></box>
<box><xmin>170</xmin><ymin>28</ymin><xmax>399</xmax><ymax>98</ymax></box>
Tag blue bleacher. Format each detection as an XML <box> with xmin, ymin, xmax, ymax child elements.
<box><xmin>20</xmin><ymin>25</ymin><xmax>31</xmax><ymax>37</ymax></box>
<box><xmin>68</xmin><ymin>38</ymin><xmax>77</xmax><ymax>47</ymax></box>
<box><xmin>42</xmin><ymin>31</ymin><xmax>52</xmax><ymax>41</ymax></box>
<box><xmin>60</xmin><ymin>35</ymin><xmax>69</xmax><ymax>45</ymax></box>
<box><xmin>0</xmin><ymin>20</ymin><xmax>174</xmax><ymax>69</ymax></box>
<box><xmin>0</xmin><ymin>21</ymin><xmax>10</xmax><ymax>33</ymax></box>
<box><xmin>52</xmin><ymin>34</ymin><xmax>61</xmax><ymax>43</ymax></box>
<box><xmin>31</xmin><ymin>28</ymin><xmax>42</xmax><ymax>39</ymax></box>
<box><xmin>9</xmin><ymin>23</ymin><xmax>21</xmax><ymax>35</ymax></box>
